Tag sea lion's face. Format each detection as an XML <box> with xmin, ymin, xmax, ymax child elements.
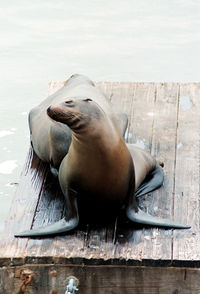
<box><xmin>47</xmin><ymin>98</ymin><xmax>102</xmax><ymax>132</ymax></box>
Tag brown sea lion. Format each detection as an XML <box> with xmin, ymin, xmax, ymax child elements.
<box><xmin>15</xmin><ymin>98</ymin><xmax>190</xmax><ymax>237</ymax></box>
<box><xmin>29</xmin><ymin>74</ymin><xmax>128</xmax><ymax>169</ymax></box>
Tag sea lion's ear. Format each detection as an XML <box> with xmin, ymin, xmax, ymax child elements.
<box><xmin>83</xmin><ymin>98</ymin><xmax>93</xmax><ymax>102</ymax></box>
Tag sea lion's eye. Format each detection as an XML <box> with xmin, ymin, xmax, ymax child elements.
<box><xmin>65</xmin><ymin>100</ymin><xmax>73</xmax><ymax>104</ymax></box>
<box><xmin>83</xmin><ymin>98</ymin><xmax>93</xmax><ymax>102</ymax></box>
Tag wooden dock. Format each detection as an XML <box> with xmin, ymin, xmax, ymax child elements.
<box><xmin>0</xmin><ymin>81</ymin><xmax>200</xmax><ymax>293</ymax></box>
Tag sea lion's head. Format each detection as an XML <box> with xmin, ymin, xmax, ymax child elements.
<box><xmin>47</xmin><ymin>97</ymin><xmax>103</xmax><ymax>132</ymax></box>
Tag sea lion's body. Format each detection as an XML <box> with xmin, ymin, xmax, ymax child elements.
<box><xmin>29</xmin><ymin>74</ymin><xmax>127</xmax><ymax>168</ymax></box>
<box><xmin>58</xmin><ymin>106</ymin><xmax>133</xmax><ymax>211</ymax></box>
<box><xmin>15</xmin><ymin>97</ymin><xmax>190</xmax><ymax>237</ymax></box>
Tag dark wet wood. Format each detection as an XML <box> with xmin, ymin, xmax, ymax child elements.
<box><xmin>0</xmin><ymin>81</ymin><xmax>199</xmax><ymax>293</ymax></box>
<box><xmin>1</xmin><ymin>263</ymin><xmax>200</xmax><ymax>294</ymax></box>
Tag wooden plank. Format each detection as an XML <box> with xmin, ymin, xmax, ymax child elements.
<box><xmin>114</xmin><ymin>82</ymin><xmax>156</xmax><ymax>261</ymax></box>
<box><xmin>127</xmin><ymin>82</ymin><xmax>155</xmax><ymax>146</ymax></box>
<box><xmin>0</xmin><ymin>148</ymin><xmax>48</xmax><ymax>258</ymax></box>
<box><xmin>1</xmin><ymin>263</ymin><xmax>200</xmax><ymax>294</ymax></box>
<box><xmin>173</xmin><ymin>83</ymin><xmax>200</xmax><ymax>261</ymax></box>
<box><xmin>142</xmin><ymin>83</ymin><xmax>180</xmax><ymax>261</ymax></box>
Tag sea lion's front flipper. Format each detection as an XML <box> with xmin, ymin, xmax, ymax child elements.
<box><xmin>50</xmin><ymin>163</ymin><xmax>59</xmax><ymax>177</ymax></box>
<box><xmin>135</xmin><ymin>164</ymin><xmax>164</xmax><ymax>198</ymax></box>
<box><xmin>15</xmin><ymin>190</ymin><xmax>79</xmax><ymax>237</ymax></box>
<box><xmin>126</xmin><ymin>168</ymin><xmax>190</xmax><ymax>229</ymax></box>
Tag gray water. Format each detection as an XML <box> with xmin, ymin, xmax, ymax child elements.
<box><xmin>1</xmin><ymin>0</ymin><xmax>200</xmax><ymax>233</ymax></box>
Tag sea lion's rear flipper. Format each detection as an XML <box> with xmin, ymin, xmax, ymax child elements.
<box><xmin>15</xmin><ymin>191</ymin><xmax>79</xmax><ymax>237</ymax></box>
<box><xmin>135</xmin><ymin>164</ymin><xmax>164</xmax><ymax>198</ymax></box>
<box><xmin>14</xmin><ymin>217</ymin><xmax>79</xmax><ymax>237</ymax></box>
<box><xmin>126</xmin><ymin>207</ymin><xmax>191</xmax><ymax>229</ymax></box>
<box><xmin>126</xmin><ymin>169</ymin><xmax>190</xmax><ymax>229</ymax></box>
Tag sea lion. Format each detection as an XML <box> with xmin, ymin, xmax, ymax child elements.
<box><xmin>15</xmin><ymin>98</ymin><xmax>190</xmax><ymax>237</ymax></box>
<box><xmin>29</xmin><ymin>74</ymin><xmax>128</xmax><ymax>169</ymax></box>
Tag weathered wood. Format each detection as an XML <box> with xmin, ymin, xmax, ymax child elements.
<box><xmin>1</xmin><ymin>262</ymin><xmax>200</xmax><ymax>294</ymax></box>
<box><xmin>0</xmin><ymin>148</ymin><xmax>48</xmax><ymax>257</ymax></box>
<box><xmin>114</xmin><ymin>83</ymin><xmax>155</xmax><ymax>261</ymax></box>
<box><xmin>173</xmin><ymin>83</ymin><xmax>200</xmax><ymax>261</ymax></box>
<box><xmin>0</xmin><ymin>81</ymin><xmax>199</xmax><ymax>283</ymax></box>
<box><xmin>143</xmin><ymin>83</ymin><xmax>180</xmax><ymax>261</ymax></box>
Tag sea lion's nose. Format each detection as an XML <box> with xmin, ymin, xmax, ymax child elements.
<box><xmin>47</xmin><ymin>106</ymin><xmax>51</xmax><ymax>113</ymax></box>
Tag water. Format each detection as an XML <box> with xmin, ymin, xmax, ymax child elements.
<box><xmin>1</xmin><ymin>0</ymin><xmax>200</xmax><ymax>232</ymax></box>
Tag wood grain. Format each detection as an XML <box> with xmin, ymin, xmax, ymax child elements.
<box><xmin>173</xmin><ymin>83</ymin><xmax>200</xmax><ymax>261</ymax></box>
<box><xmin>1</xmin><ymin>263</ymin><xmax>200</xmax><ymax>294</ymax></box>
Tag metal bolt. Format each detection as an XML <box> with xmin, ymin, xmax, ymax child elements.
<box><xmin>50</xmin><ymin>270</ymin><xmax>57</xmax><ymax>277</ymax></box>
<box><xmin>65</xmin><ymin>276</ymin><xmax>79</xmax><ymax>294</ymax></box>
